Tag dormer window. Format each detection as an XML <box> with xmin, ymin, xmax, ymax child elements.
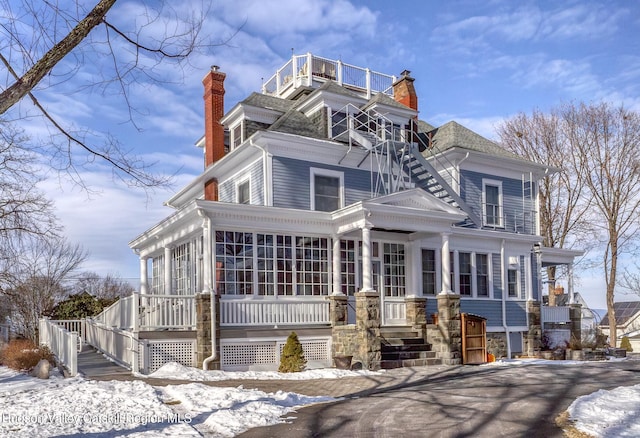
<box><xmin>237</xmin><ymin>178</ymin><xmax>250</xmax><ymax>204</ymax></box>
<box><xmin>310</xmin><ymin>168</ymin><xmax>344</xmax><ymax>211</ymax></box>
<box><xmin>231</xmin><ymin>122</ymin><xmax>243</xmax><ymax>149</ymax></box>
<box><xmin>482</xmin><ymin>179</ymin><xmax>503</xmax><ymax>227</ymax></box>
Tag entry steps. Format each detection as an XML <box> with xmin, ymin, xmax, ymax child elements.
<box><xmin>380</xmin><ymin>327</ymin><xmax>441</xmax><ymax>369</ymax></box>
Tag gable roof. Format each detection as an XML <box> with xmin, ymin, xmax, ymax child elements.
<box><xmin>600</xmin><ymin>301</ymin><xmax>640</xmax><ymax>326</ymax></box>
<box><xmin>268</xmin><ymin>108</ymin><xmax>325</xmax><ymax>139</ymax></box>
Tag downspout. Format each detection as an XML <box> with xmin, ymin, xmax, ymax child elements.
<box><xmin>199</xmin><ymin>211</ymin><xmax>218</xmax><ymax>370</ymax></box>
<box><xmin>250</xmin><ymin>138</ymin><xmax>272</xmax><ymax>206</ymax></box>
<box><xmin>455</xmin><ymin>152</ymin><xmax>470</xmax><ymax>195</ymax></box>
<box><xmin>501</xmin><ymin>239</ymin><xmax>512</xmax><ymax>358</ymax></box>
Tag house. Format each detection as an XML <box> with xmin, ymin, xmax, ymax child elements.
<box><xmin>89</xmin><ymin>53</ymin><xmax>582</xmax><ymax>373</ymax></box>
<box><xmin>600</xmin><ymin>301</ymin><xmax>640</xmax><ymax>351</ymax></box>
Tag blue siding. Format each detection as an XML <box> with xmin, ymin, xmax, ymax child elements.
<box><xmin>272</xmin><ymin>156</ymin><xmax>373</xmax><ymax>209</ymax></box>
<box><xmin>492</xmin><ymin>253</ymin><xmax>502</xmax><ymax>299</ymax></box>
<box><xmin>506</xmin><ymin>301</ymin><xmax>527</xmax><ymax>326</ymax></box>
<box><xmin>460</xmin><ymin>300</ymin><xmax>502</xmax><ymax>327</ymax></box>
<box><xmin>461</xmin><ymin>170</ymin><xmax>535</xmax><ymax>234</ymax></box>
<box><xmin>219</xmin><ymin>159</ymin><xmax>264</xmax><ymax>204</ymax></box>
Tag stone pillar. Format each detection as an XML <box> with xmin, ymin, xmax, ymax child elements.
<box><xmin>196</xmin><ymin>293</ymin><xmax>221</xmax><ymax>370</ymax></box>
<box><xmin>355</xmin><ymin>290</ymin><xmax>381</xmax><ymax>370</ymax></box>
<box><xmin>406</xmin><ymin>297</ymin><xmax>427</xmax><ymax>340</ymax></box>
<box><xmin>524</xmin><ymin>300</ymin><xmax>542</xmax><ymax>356</ymax></box>
<box><xmin>436</xmin><ymin>293</ymin><xmax>462</xmax><ymax>365</ymax></box>
<box><xmin>569</xmin><ymin>303</ymin><xmax>582</xmax><ymax>343</ymax></box>
<box><xmin>329</xmin><ymin>294</ymin><xmax>348</xmax><ymax>326</ymax></box>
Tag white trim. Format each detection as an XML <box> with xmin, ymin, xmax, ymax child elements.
<box><xmin>310</xmin><ymin>167</ymin><xmax>344</xmax><ymax>211</ymax></box>
<box><xmin>482</xmin><ymin>179</ymin><xmax>504</xmax><ymax>228</ymax></box>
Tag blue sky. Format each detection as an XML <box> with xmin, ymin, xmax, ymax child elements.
<box><xmin>10</xmin><ymin>0</ymin><xmax>640</xmax><ymax>309</ymax></box>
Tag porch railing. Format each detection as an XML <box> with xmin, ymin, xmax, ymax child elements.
<box><xmin>221</xmin><ymin>299</ymin><xmax>330</xmax><ymax>326</ymax></box>
<box><xmin>38</xmin><ymin>318</ymin><xmax>79</xmax><ymax>376</ymax></box>
<box><xmin>85</xmin><ymin>318</ymin><xmax>140</xmax><ymax>373</ymax></box>
<box><xmin>94</xmin><ymin>294</ymin><xmax>137</xmax><ymax>329</ymax></box>
<box><xmin>47</xmin><ymin>319</ymin><xmax>86</xmax><ymax>342</ymax></box>
<box><xmin>541</xmin><ymin>306</ymin><xmax>570</xmax><ymax>324</ymax></box>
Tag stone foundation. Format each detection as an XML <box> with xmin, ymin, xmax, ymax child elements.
<box><xmin>406</xmin><ymin>297</ymin><xmax>427</xmax><ymax>340</ymax></box>
<box><xmin>523</xmin><ymin>300</ymin><xmax>542</xmax><ymax>356</ymax></box>
<box><xmin>434</xmin><ymin>294</ymin><xmax>462</xmax><ymax>365</ymax></box>
<box><xmin>569</xmin><ymin>304</ymin><xmax>582</xmax><ymax>343</ymax></box>
<box><xmin>487</xmin><ymin>333</ymin><xmax>508</xmax><ymax>359</ymax></box>
<box><xmin>356</xmin><ymin>291</ymin><xmax>381</xmax><ymax>370</ymax></box>
<box><xmin>328</xmin><ymin>294</ymin><xmax>348</xmax><ymax>326</ymax></box>
<box><xmin>196</xmin><ymin>293</ymin><xmax>221</xmax><ymax>370</ymax></box>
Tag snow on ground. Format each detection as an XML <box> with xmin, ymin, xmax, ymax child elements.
<box><xmin>2</xmin><ymin>359</ymin><xmax>640</xmax><ymax>437</ymax></box>
<box><xmin>141</xmin><ymin>361</ymin><xmax>383</xmax><ymax>381</ymax></box>
<box><xmin>0</xmin><ymin>366</ymin><xmax>334</xmax><ymax>437</ymax></box>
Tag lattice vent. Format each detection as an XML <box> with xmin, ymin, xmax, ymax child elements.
<box><xmin>221</xmin><ymin>337</ymin><xmax>331</xmax><ymax>371</ymax></box>
<box><xmin>221</xmin><ymin>343</ymin><xmax>277</xmax><ymax>367</ymax></box>
<box><xmin>141</xmin><ymin>340</ymin><xmax>196</xmax><ymax>374</ymax></box>
<box><xmin>277</xmin><ymin>339</ymin><xmax>330</xmax><ymax>362</ymax></box>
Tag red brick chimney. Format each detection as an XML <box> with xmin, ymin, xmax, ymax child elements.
<box><xmin>392</xmin><ymin>69</ymin><xmax>418</xmax><ymax>111</ymax></box>
<box><xmin>203</xmin><ymin>65</ymin><xmax>226</xmax><ymax>201</ymax></box>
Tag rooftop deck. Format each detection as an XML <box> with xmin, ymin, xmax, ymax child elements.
<box><xmin>262</xmin><ymin>53</ymin><xmax>397</xmax><ymax>100</ymax></box>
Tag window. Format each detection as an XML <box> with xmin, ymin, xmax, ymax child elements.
<box><xmin>311</xmin><ymin>168</ymin><xmax>343</xmax><ymax>211</ymax></box>
<box><xmin>237</xmin><ymin>179</ymin><xmax>250</xmax><ymax>204</ymax></box>
<box><xmin>483</xmin><ymin>180</ymin><xmax>503</xmax><ymax>227</ymax></box>
<box><xmin>383</xmin><ymin>243</ymin><xmax>406</xmax><ymax>297</ymax></box>
<box><xmin>508</xmin><ymin>269</ymin><xmax>518</xmax><ymax>297</ymax></box>
<box><xmin>257</xmin><ymin>234</ymin><xmax>274</xmax><ymax>295</ymax></box>
<box><xmin>331</xmin><ymin>110</ymin><xmax>347</xmax><ymax>138</ymax></box>
<box><xmin>151</xmin><ymin>255</ymin><xmax>164</xmax><ymax>295</ymax></box>
<box><xmin>459</xmin><ymin>252</ymin><xmax>472</xmax><ymax>296</ymax></box>
<box><xmin>275</xmin><ymin>235</ymin><xmax>293</xmax><ymax>295</ymax></box>
<box><xmin>295</xmin><ymin>237</ymin><xmax>329</xmax><ymax>295</ymax></box>
<box><xmin>476</xmin><ymin>254</ymin><xmax>489</xmax><ymax>297</ymax></box>
<box><xmin>215</xmin><ymin>231</ymin><xmax>253</xmax><ymax>295</ymax></box>
<box><xmin>173</xmin><ymin>241</ymin><xmax>196</xmax><ymax>295</ymax></box>
<box><xmin>232</xmin><ymin>123</ymin><xmax>243</xmax><ymax>149</ymax></box>
<box><xmin>341</xmin><ymin>240</ymin><xmax>357</xmax><ymax>295</ymax></box>
<box><xmin>421</xmin><ymin>249</ymin><xmax>436</xmax><ymax>295</ymax></box>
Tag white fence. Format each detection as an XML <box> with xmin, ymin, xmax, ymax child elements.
<box><xmin>94</xmin><ymin>295</ymin><xmax>137</xmax><ymax>330</ymax></box>
<box><xmin>38</xmin><ymin>318</ymin><xmax>79</xmax><ymax>376</ymax></box>
<box><xmin>541</xmin><ymin>306</ymin><xmax>570</xmax><ymax>324</ymax></box>
<box><xmin>220</xmin><ymin>299</ymin><xmax>330</xmax><ymax>326</ymax></box>
<box><xmin>85</xmin><ymin>318</ymin><xmax>140</xmax><ymax>373</ymax></box>
<box><xmin>47</xmin><ymin>319</ymin><xmax>85</xmax><ymax>343</ymax></box>
<box><xmin>139</xmin><ymin>294</ymin><xmax>196</xmax><ymax>330</ymax></box>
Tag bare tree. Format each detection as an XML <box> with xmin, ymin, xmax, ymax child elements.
<box><xmin>0</xmin><ymin>120</ymin><xmax>59</xmax><ymax>241</ymax></box>
<box><xmin>563</xmin><ymin>102</ymin><xmax>640</xmax><ymax>346</ymax></box>
<box><xmin>497</xmin><ymin>108</ymin><xmax>591</xmax><ymax>304</ymax></box>
<box><xmin>69</xmin><ymin>271</ymin><xmax>134</xmax><ymax>300</ymax></box>
<box><xmin>0</xmin><ymin>0</ymin><xmax>217</xmax><ymax>189</ymax></box>
<box><xmin>0</xmin><ymin>235</ymin><xmax>87</xmax><ymax>341</ymax></box>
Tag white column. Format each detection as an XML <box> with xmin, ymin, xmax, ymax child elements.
<box><xmin>139</xmin><ymin>256</ymin><xmax>148</xmax><ymax>295</ymax></box>
<box><xmin>202</xmin><ymin>220</ymin><xmax>212</xmax><ymax>294</ymax></box>
<box><xmin>408</xmin><ymin>240</ymin><xmax>422</xmax><ymax>297</ymax></box>
<box><xmin>361</xmin><ymin>226</ymin><xmax>374</xmax><ymax>291</ymax></box>
<box><xmin>439</xmin><ymin>233</ymin><xmax>452</xmax><ymax>295</ymax></box>
<box><xmin>332</xmin><ymin>236</ymin><xmax>343</xmax><ymax>295</ymax></box>
<box><xmin>164</xmin><ymin>246</ymin><xmax>172</xmax><ymax>295</ymax></box>
<box><xmin>568</xmin><ymin>262</ymin><xmax>575</xmax><ymax>304</ymax></box>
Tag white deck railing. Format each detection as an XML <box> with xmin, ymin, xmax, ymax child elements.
<box><xmin>85</xmin><ymin>318</ymin><xmax>140</xmax><ymax>373</ymax></box>
<box><xmin>541</xmin><ymin>306</ymin><xmax>570</xmax><ymax>324</ymax></box>
<box><xmin>38</xmin><ymin>318</ymin><xmax>79</xmax><ymax>376</ymax></box>
<box><xmin>139</xmin><ymin>294</ymin><xmax>196</xmax><ymax>330</ymax></box>
<box><xmin>47</xmin><ymin>319</ymin><xmax>86</xmax><ymax>342</ymax></box>
<box><xmin>221</xmin><ymin>299</ymin><xmax>330</xmax><ymax>326</ymax></box>
<box><xmin>94</xmin><ymin>295</ymin><xmax>136</xmax><ymax>329</ymax></box>
<box><xmin>262</xmin><ymin>53</ymin><xmax>396</xmax><ymax>99</ymax></box>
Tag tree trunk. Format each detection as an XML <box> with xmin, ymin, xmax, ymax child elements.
<box><xmin>0</xmin><ymin>0</ymin><xmax>117</xmax><ymax>115</ymax></box>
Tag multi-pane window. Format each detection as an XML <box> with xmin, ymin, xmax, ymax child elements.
<box><xmin>508</xmin><ymin>269</ymin><xmax>518</xmax><ymax>297</ymax></box>
<box><xmin>237</xmin><ymin>179</ymin><xmax>250</xmax><ymax>204</ymax></box>
<box><xmin>296</xmin><ymin>237</ymin><xmax>329</xmax><ymax>295</ymax></box>
<box><xmin>341</xmin><ymin>240</ymin><xmax>357</xmax><ymax>295</ymax></box>
<box><xmin>257</xmin><ymin>234</ymin><xmax>274</xmax><ymax>295</ymax></box>
<box><xmin>275</xmin><ymin>235</ymin><xmax>293</xmax><ymax>295</ymax></box>
<box><xmin>483</xmin><ymin>180</ymin><xmax>502</xmax><ymax>227</ymax></box>
<box><xmin>313</xmin><ymin>174</ymin><xmax>341</xmax><ymax>211</ymax></box>
<box><xmin>459</xmin><ymin>252</ymin><xmax>472</xmax><ymax>296</ymax></box>
<box><xmin>476</xmin><ymin>254</ymin><xmax>489</xmax><ymax>297</ymax></box>
<box><xmin>232</xmin><ymin>123</ymin><xmax>242</xmax><ymax>149</ymax></box>
<box><xmin>383</xmin><ymin>243</ymin><xmax>405</xmax><ymax>297</ymax></box>
<box><xmin>173</xmin><ymin>241</ymin><xmax>193</xmax><ymax>295</ymax></box>
<box><xmin>421</xmin><ymin>249</ymin><xmax>436</xmax><ymax>295</ymax></box>
<box><xmin>216</xmin><ymin>231</ymin><xmax>253</xmax><ymax>295</ymax></box>
<box><xmin>151</xmin><ymin>255</ymin><xmax>164</xmax><ymax>295</ymax></box>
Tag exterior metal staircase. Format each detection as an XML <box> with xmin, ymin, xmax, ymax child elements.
<box><xmin>334</xmin><ymin>106</ymin><xmax>480</xmax><ymax>226</ymax></box>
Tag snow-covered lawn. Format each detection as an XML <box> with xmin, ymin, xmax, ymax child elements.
<box><xmin>2</xmin><ymin>359</ymin><xmax>639</xmax><ymax>437</ymax></box>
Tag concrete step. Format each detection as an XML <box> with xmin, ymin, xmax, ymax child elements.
<box><xmin>381</xmin><ymin>342</ymin><xmax>432</xmax><ymax>352</ymax></box>
<box><xmin>381</xmin><ymin>350</ymin><xmax>437</xmax><ymax>361</ymax></box>
<box><xmin>380</xmin><ymin>357</ymin><xmax>442</xmax><ymax>369</ymax></box>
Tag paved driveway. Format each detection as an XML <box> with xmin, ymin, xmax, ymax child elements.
<box><xmin>238</xmin><ymin>360</ymin><xmax>640</xmax><ymax>437</ymax></box>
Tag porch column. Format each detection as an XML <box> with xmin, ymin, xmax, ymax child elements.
<box><xmin>202</xmin><ymin>219</ymin><xmax>212</xmax><ymax>294</ymax></box>
<box><xmin>439</xmin><ymin>233</ymin><xmax>452</xmax><ymax>295</ymax></box>
<box><xmin>407</xmin><ymin>240</ymin><xmax>422</xmax><ymax>297</ymax></box>
<box><xmin>164</xmin><ymin>246</ymin><xmax>172</xmax><ymax>295</ymax></box>
<box><xmin>332</xmin><ymin>235</ymin><xmax>343</xmax><ymax>295</ymax></box>
<box><xmin>361</xmin><ymin>225</ymin><xmax>374</xmax><ymax>292</ymax></box>
<box><xmin>139</xmin><ymin>256</ymin><xmax>148</xmax><ymax>295</ymax></box>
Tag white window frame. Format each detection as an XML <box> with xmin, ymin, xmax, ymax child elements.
<box><xmin>507</xmin><ymin>268</ymin><xmax>520</xmax><ymax>298</ymax></box>
<box><xmin>310</xmin><ymin>167</ymin><xmax>344</xmax><ymax>211</ymax></box>
<box><xmin>236</xmin><ymin>177</ymin><xmax>251</xmax><ymax>204</ymax></box>
<box><xmin>231</xmin><ymin>122</ymin><xmax>243</xmax><ymax>149</ymax></box>
<box><xmin>482</xmin><ymin>179</ymin><xmax>503</xmax><ymax>228</ymax></box>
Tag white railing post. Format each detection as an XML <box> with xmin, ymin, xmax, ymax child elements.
<box><xmin>366</xmin><ymin>68</ymin><xmax>371</xmax><ymax>99</ymax></box>
<box><xmin>132</xmin><ymin>293</ymin><xmax>139</xmax><ymax>333</ymax></box>
<box><xmin>337</xmin><ymin>60</ymin><xmax>343</xmax><ymax>85</ymax></box>
<box><xmin>306</xmin><ymin>52</ymin><xmax>313</xmax><ymax>86</ymax></box>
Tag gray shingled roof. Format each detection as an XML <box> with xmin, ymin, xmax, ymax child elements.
<box><xmin>364</xmin><ymin>92</ymin><xmax>414</xmax><ymax>111</ymax></box>
<box><xmin>600</xmin><ymin>302</ymin><xmax>640</xmax><ymax>327</ymax></box>
<box><xmin>268</xmin><ymin>108</ymin><xmax>325</xmax><ymax>139</ymax></box>
<box><xmin>425</xmin><ymin>121</ymin><xmax>522</xmax><ymax>160</ymax></box>
<box><xmin>416</xmin><ymin>119</ymin><xmax>436</xmax><ymax>133</ymax></box>
<box><xmin>240</xmin><ymin>92</ymin><xmax>297</xmax><ymax>113</ymax></box>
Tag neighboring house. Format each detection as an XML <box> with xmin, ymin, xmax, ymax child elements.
<box><xmin>89</xmin><ymin>53</ymin><xmax>582</xmax><ymax>373</ymax></box>
<box><xmin>600</xmin><ymin>301</ymin><xmax>640</xmax><ymax>351</ymax></box>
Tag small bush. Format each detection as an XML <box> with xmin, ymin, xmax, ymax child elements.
<box><xmin>568</xmin><ymin>334</ymin><xmax>583</xmax><ymax>350</ymax></box>
<box><xmin>0</xmin><ymin>339</ymin><xmax>54</xmax><ymax>371</ymax></box>
<box><xmin>620</xmin><ymin>336</ymin><xmax>633</xmax><ymax>352</ymax></box>
<box><xmin>278</xmin><ymin>331</ymin><xmax>306</xmax><ymax>373</ymax></box>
